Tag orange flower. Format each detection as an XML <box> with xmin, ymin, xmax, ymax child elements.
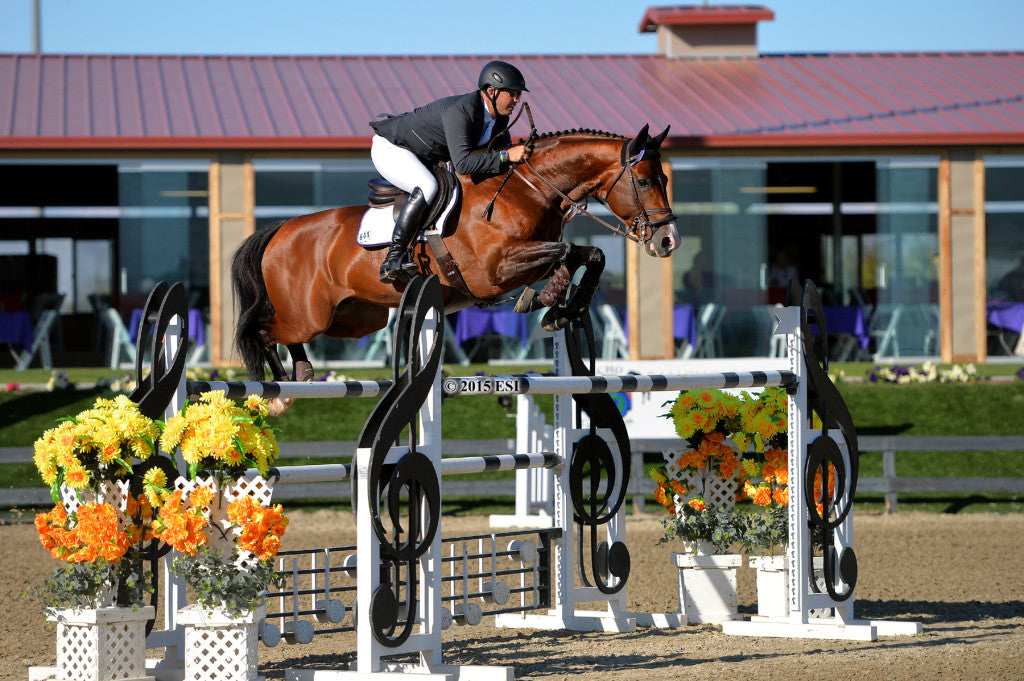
<box><xmin>688</xmin><ymin>497</ymin><xmax>706</xmax><ymax>512</ymax></box>
<box><xmin>719</xmin><ymin>452</ymin><xmax>740</xmax><ymax>480</ymax></box>
<box><xmin>751</xmin><ymin>484</ymin><xmax>773</xmax><ymax>507</ymax></box>
<box><xmin>773</xmin><ymin>487</ymin><xmax>789</xmax><ymax>506</ymax></box>
<box><xmin>189</xmin><ymin>484</ymin><xmax>215</xmax><ymax>510</ymax></box>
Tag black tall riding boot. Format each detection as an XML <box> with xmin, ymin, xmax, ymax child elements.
<box><xmin>380</xmin><ymin>187</ymin><xmax>429</xmax><ymax>284</ymax></box>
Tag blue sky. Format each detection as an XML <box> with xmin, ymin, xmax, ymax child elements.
<box><xmin>2</xmin><ymin>0</ymin><xmax>1023</xmax><ymax>56</ymax></box>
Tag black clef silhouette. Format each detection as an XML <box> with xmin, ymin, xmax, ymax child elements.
<box><xmin>563</xmin><ymin>314</ymin><xmax>631</xmax><ymax>594</ymax></box>
<box><xmin>789</xmin><ymin>279</ymin><xmax>860</xmax><ymax>602</ymax></box>
<box><xmin>356</xmin><ymin>275</ymin><xmax>444</xmax><ymax>647</ymax></box>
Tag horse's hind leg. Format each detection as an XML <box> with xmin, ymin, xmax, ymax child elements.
<box><xmin>263</xmin><ymin>344</ymin><xmax>289</xmax><ymax>381</ymax></box>
<box><xmin>287</xmin><ymin>343</ymin><xmax>314</xmax><ymax>381</ymax></box>
<box><xmin>263</xmin><ymin>343</ymin><xmax>314</xmax><ymax>417</ymax></box>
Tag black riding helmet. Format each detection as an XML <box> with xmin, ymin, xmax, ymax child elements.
<box><xmin>478</xmin><ymin>61</ymin><xmax>529</xmax><ymax>93</ymax></box>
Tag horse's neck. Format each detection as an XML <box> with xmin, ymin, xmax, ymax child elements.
<box><xmin>527</xmin><ymin>136</ymin><xmax>621</xmax><ymax>200</ymax></box>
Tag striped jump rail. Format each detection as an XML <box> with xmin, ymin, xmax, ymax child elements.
<box><xmin>440</xmin><ymin>369</ymin><xmax>797</xmax><ymax>397</ymax></box>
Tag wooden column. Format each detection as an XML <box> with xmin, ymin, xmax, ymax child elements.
<box><xmin>207</xmin><ymin>153</ymin><xmax>254</xmax><ymax>366</ymax></box>
<box><xmin>940</xmin><ymin>150</ymin><xmax>987</xmax><ymax>363</ymax></box>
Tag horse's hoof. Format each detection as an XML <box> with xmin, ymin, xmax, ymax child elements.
<box><xmin>267</xmin><ymin>397</ymin><xmax>295</xmax><ymax>417</ymax></box>
<box><xmin>294</xmin><ymin>361</ymin><xmax>314</xmax><ymax>382</ymax></box>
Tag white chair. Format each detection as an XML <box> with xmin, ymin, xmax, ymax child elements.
<box><xmin>597</xmin><ymin>304</ymin><xmax>629</xmax><ymax>360</ymax></box>
<box><xmin>919</xmin><ymin>304</ymin><xmax>940</xmax><ymax>356</ymax></box>
<box><xmin>693</xmin><ymin>303</ymin><xmax>726</xmax><ymax>358</ymax></box>
<box><xmin>759</xmin><ymin>304</ymin><xmax>787</xmax><ymax>358</ymax></box>
<box><xmin>102</xmin><ymin>308</ymin><xmax>137</xmax><ymax>369</ymax></box>
<box><xmin>15</xmin><ymin>293</ymin><xmax>65</xmax><ymax>370</ymax></box>
<box><xmin>870</xmin><ymin>304</ymin><xmax>903</xmax><ymax>361</ymax></box>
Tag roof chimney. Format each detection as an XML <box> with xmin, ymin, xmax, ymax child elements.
<box><xmin>639</xmin><ymin>5</ymin><xmax>774</xmax><ymax>58</ymax></box>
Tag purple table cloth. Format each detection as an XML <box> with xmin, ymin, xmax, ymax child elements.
<box><xmin>616</xmin><ymin>305</ymin><xmax>696</xmax><ymax>347</ymax></box>
<box><xmin>0</xmin><ymin>311</ymin><xmax>33</xmax><ymax>349</ymax></box>
<box><xmin>129</xmin><ymin>308</ymin><xmax>206</xmax><ymax>346</ymax></box>
<box><xmin>822</xmin><ymin>306</ymin><xmax>870</xmax><ymax>349</ymax></box>
<box><xmin>452</xmin><ymin>307</ymin><xmax>528</xmax><ymax>348</ymax></box>
<box><xmin>674</xmin><ymin>305</ymin><xmax>697</xmax><ymax>348</ymax></box>
<box><xmin>987</xmin><ymin>302</ymin><xmax>1024</xmax><ymax>334</ymax></box>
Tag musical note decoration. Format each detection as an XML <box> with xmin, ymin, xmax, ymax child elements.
<box><xmin>356</xmin><ymin>275</ymin><xmax>445</xmax><ymax>647</ymax></box>
<box><xmin>788</xmin><ymin>279</ymin><xmax>860</xmax><ymax>602</ymax></box>
<box><xmin>563</xmin><ymin>314</ymin><xmax>631</xmax><ymax>594</ymax></box>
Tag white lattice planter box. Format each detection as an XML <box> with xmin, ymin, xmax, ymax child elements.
<box><xmin>672</xmin><ymin>552</ymin><xmax>741</xmax><ymax>624</ymax></box>
<box><xmin>43</xmin><ymin>606</ymin><xmax>155</xmax><ymax>681</ymax></box>
<box><xmin>177</xmin><ymin>605</ymin><xmax>265</xmax><ymax>681</ymax></box>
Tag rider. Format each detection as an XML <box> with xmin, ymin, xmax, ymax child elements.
<box><xmin>369</xmin><ymin>60</ymin><xmax>532</xmax><ymax>284</ymax></box>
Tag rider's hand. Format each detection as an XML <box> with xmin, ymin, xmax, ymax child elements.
<box><xmin>507</xmin><ymin>144</ymin><xmax>530</xmax><ymax>163</ymax></box>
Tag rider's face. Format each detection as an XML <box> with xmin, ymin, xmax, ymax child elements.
<box><xmin>487</xmin><ymin>88</ymin><xmax>521</xmax><ymax>116</ymax></box>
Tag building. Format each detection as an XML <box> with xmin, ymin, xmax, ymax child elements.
<box><xmin>2</xmin><ymin>4</ymin><xmax>1024</xmax><ymax>366</ymax></box>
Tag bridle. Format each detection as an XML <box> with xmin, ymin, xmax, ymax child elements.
<box><xmin>482</xmin><ymin>106</ymin><xmax>675</xmax><ymax>247</ymax></box>
<box><xmin>515</xmin><ymin>141</ymin><xmax>675</xmax><ymax>246</ymax></box>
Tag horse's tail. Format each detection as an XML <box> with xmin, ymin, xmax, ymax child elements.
<box><xmin>231</xmin><ymin>220</ymin><xmax>285</xmax><ymax>380</ymax></box>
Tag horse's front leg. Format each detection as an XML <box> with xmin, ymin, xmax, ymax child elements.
<box><xmin>540</xmin><ymin>244</ymin><xmax>605</xmax><ymax>332</ymax></box>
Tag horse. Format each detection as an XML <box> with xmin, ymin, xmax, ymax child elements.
<box><xmin>231</xmin><ymin>124</ymin><xmax>680</xmax><ymax>402</ymax></box>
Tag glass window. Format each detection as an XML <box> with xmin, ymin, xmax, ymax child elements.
<box><xmin>253</xmin><ymin>159</ymin><xmax>378</xmax><ymax>228</ymax></box>
<box><xmin>985</xmin><ymin>158</ymin><xmax>1024</xmax><ymax>301</ymax></box>
<box><xmin>671</xmin><ymin>159</ymin><xmax>768</xmax><ymax>356</ymax></box>
<box><xmin>984</xmin><ymin>156</ymin><xmax>1024</xmax><ymax>357</ymax></box>
<box><xmin>117</xmin><ymin>162</ymin><xmax>210</xmax><ymax>314</ymax></box>
<box><xmin>669</xmin><ymin>156</ymin><xmax>939</xmax><ymax>359</ymax></box>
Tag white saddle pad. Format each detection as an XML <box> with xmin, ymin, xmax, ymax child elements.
<box><xmin>357</xmin><ymin>187</ymin><xmax>460</xmax><ymax>247</ymax></box>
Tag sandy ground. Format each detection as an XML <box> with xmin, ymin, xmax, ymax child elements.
<box><xmin>3</xmin><ymin>511</ymin><xmax>1023</xmax><ymax>681</ymax></box>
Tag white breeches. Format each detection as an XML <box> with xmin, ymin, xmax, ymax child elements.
<box><xmin>370</xmin><ymin>135</ymin><xmax>439</xmax><ymax>203</ymax></box>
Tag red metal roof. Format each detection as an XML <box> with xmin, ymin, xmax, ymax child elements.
<box><xmin>638</xmin><ymin>5</ymin><xmax>774</xmax><ymax>32</ymax></box>
<box><xmin>2</xmin><ymin>51</ymin><xmax>1024</xmax><ymax>150</ymax></box>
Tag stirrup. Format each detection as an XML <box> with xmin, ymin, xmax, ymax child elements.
<box><xmin>380</xmin><ymin>255</ymin><xmax>419</xmax><ymax>284</ymax></box>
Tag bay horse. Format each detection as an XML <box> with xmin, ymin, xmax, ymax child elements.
<box><xmin>231</xmin><ymin>124</ymin><xmax>679</xmax><ymax>400</ymax></box>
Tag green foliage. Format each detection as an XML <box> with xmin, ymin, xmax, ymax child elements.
<box><xmin>739</xmin><ymin>505</ymin><xmax>788</xmax><ymax>555</ymax></box>
<box><xmin>35</xmin><ymin>553</ymin><xmax>152</xmax><ymax>609</ymax></box>
<box><xmin>170</xmin><ymin>546</ymin><xmax>285</xmax><ymax>616</ymax></box>
<box><xmin>659</xmin><ymin>505</ymin><xmax>745</xmax><ymax>553</ymax></box>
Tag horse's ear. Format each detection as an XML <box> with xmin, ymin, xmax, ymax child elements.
<box><xmin>652</xmin><ymin>125</ymin><xmax>670</xmax><ymax>148</ymax></box>
<box><xmin>627</xmin><ymin>124</ymin><xmax>650</xmax><ymax>159</ymax></box>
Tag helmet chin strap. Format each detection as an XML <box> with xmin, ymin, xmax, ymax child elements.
<box><xmin>484</xmin><ymin>88</ymin><xmax>500</xmax><ymax>116</ymax></box>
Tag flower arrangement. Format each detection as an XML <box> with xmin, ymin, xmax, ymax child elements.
<box><xmin>34</xmin><ymin>495</ymin><xmax>154</xmax><ymax>608</ymax></box>
<box><xmin>150</xmin><ymin>485</ymin><xmax>288</xmax><ymax>614</ymax></box>
<box><xmin>653</xmin><ymin>388</ymin><xmax>792</xmax><ymax>555</ymax></box>
<box><xmin>867</xmin><ymin>362</ymin><xmax>977</xmax><ymax>384</ymax></box>
<box><xmin>159</xmin><ymin>390</ymin><xmax>280</xmax><ymax>480</ymax></box>
<box><xmin>31</xmin><ymin>395</ymin><xmax>164</xmax><ymax>609</ymax></box>
<box><xmin>33</xmin><ymin>394</ymin><xmax>161</xmax><ymax>500</ymax></box>
<box><xmin>47</xmin><ymin>370</ymin><xmax>75</xmax><ymax>392</ymax></box>
<box><xmin>150</xmin><ymin>390</ymin><xmax>287</xmax><ymax>615</ymax></box>
<box><xmin>653</xmin><ymin>389</ymin><xmax>750</xmax><ymax>553</ymax></box>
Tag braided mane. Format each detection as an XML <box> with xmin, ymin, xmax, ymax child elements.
<box><xmin>532</xmin><ymin>128</ymin><xmax>626</xmax><ymax>141</ymax></box>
